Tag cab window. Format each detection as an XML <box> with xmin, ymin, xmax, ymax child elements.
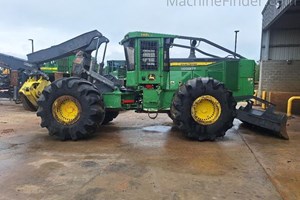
<box><xmin>124</xmin><ymin>40</ymin><xmax>135</xmax><ymax>71</ymax></box>
<box><xmin>140</xmin><ymin>40</ymin><xmax>158</xmax><ymax>71</ymax></box>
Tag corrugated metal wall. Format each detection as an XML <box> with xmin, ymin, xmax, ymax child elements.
<box><xmin>269</xmin><ymin>29</ymin><xmax>300</xmax><ymax>60</ymax></box>
<box><xmin>261</xmin><ymin>0</ymin><xmax>300</xmax><ymax>61</ymax></box>
<box><xmin>261</xmin><ymin>31</ymin><xmax>270</xmax><ymax>61</ymax></box>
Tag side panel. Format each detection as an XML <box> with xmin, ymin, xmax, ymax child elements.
<box><xmin>126</xmin><ymin>71</ymin><xmax>138</xmax><ymax>87</ymax></box>
<box><xmin>225</xmin><ymin>61</ymin><xmax>239</xmax><ymax>91</ymax></box>
<box><xmin>207</xmin><ymin>61</ymin><xmax>239</xmax><ymax>91</ymax></box>
<box><xmin>234</xmin><ymin>60</ymin><xmax>255</xmax><ymax>100</ymax></box>
<box><xmin>207</xmin><ymin>60</ymin><xmax>255</xmax><ymax>99</ymax></box>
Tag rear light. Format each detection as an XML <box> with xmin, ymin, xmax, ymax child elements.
<box><xmin>145</xmin><ymin>84</ymin><xmax>153</xmax><ymax>89</ymax></box>
<box><xmin>122</xmin><ymin>99</ymin><xmax>135</xmax><ymax>104</ymax></box>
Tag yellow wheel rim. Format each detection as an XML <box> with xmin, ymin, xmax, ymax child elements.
<box><xmin>191</xmin><ymin>95</ymin><xmax>221</xmax><ymax>125</ymax></box>
<box><xmin>52</xmin><ymin>95</ymin><xmax>81</xmax><ymax>125</ymax></box>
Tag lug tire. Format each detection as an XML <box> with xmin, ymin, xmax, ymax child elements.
<box><xmin>171</xmin><ymin>78</ymin><xmax>236</xmax><ymax>141</ymax></box>
<box><xmin>37</xmin><ymin>77</ymin><xmax>105</xmax><ymax>140</ymax></box>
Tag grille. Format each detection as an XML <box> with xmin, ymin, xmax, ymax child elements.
<box><xmin>140</xmin><ymin>41</ymin><xmax>158</xmax><ymax>70</ymax></box>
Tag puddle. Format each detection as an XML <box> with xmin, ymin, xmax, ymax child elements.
<box><xmin>81</xmin><ymin>161</ymin><xmax>99</xmax><ymax>168</ymax></box>
<box><xmin>142</xmin><ymin>126</ymin><xmax>172</xmax><ymax>133</ymax></box>
<box><xmin>0</xmin><ymin>142</ymin><xmax>13</xmax><ymax>150</ymax></box>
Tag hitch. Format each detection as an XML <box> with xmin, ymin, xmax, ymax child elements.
<box><xmin>236</xmin><ymin>96</ymin><xmax>288</xmax><ymax>140</ymax></box>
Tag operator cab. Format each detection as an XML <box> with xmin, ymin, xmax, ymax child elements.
<box><xmin>121</xmin><ymin>32</ymin><xmax>174</xmax><ymax>89</ymax></box>
<box><xmin>121</xmin><ymin>31</ymin><xmax>246</xmax><ymax>92</ymax></box>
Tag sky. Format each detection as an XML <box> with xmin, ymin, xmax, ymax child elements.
<box><xmin>0</xmin><ymin>0</ymin><xmax>268</xmax><ymax>62</ymax></box>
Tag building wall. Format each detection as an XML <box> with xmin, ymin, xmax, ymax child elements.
<box><xmin>269</xmin><ymin>29</ymin><xmax>300</xmax><ymax>60</ymax></box>
<box><xmin>260</xmin><ymin>1</ymin><xmax>300</xmax><ymax>114</ymax></box>
<box><xmin>260</xmin><ymin>60</ymin><xmax>300</xmax><ymax>114</ymax></box>
<box><xmin>261</xmin><ymin>60</ymin><xmax>300</xmax><ymax>92</ymax></box>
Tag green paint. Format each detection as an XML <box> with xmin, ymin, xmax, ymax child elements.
<box><xmin>102</xmin><ymin>32</ymin><xmax>255</xmax><ymax>112</ymax></box>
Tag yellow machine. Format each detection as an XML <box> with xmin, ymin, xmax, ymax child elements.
<box><xmin>0</xmin><ymin>54</ymin><xmax>51</xmax><ymax>108</ymax></box>
<box><xmin>19</xmin><ymin>76</ymin><xmax>51</xmax><ymax>111</ymax></box>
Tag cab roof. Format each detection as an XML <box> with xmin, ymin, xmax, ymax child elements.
<box><xmin>120</xmin><ymin>31</ymin><xmax>176</xmax><ymax>44</ymax></box>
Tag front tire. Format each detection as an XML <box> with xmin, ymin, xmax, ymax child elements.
<box><xmin>37</xmin><ymin>77</ymin><xmax>105</xmax><ymax>140</ymax></box>
<box><xmin>171</xmin><ymin>78</ymin><xmax>236</xmax><ymax>141</ymax></box>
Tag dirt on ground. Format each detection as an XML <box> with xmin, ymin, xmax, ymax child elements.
<box><xmin>0</xmin><ymin>100</ymin><xmax>299</xmax><ymax>200</ymax></box>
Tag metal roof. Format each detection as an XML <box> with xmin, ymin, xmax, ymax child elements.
<box><xmin>262</xmin><ymin>0</ymin><xmax>297</xmax><ymax>30</ymax></box>
<box><xmin>0</xmin><ymin>53</ymin><xmax>30</xmax><ymax>70</ymax></box>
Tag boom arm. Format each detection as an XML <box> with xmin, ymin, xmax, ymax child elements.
<box><xmin>27</xmin><ymin>30</ymin><xmax>109</xmax><ymax>65</ymax></box>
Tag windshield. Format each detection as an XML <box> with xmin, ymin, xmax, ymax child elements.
<box><xmin>124</xmin><ymin>40</ymin><xmax>135</xmax><ymax>71</ymax></box>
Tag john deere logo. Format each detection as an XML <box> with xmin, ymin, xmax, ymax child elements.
<box><xmin>148</xmin><ymin>74</ymin><xmax>156</xmax><ymax>81</ymax></box>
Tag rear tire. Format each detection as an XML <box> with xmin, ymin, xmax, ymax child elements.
<box><xmin>37</xmin><ymin>77</ymin><xmax>105</xmax><ymax>140</ymax></box>
<box><xmin>171</xmin><ymin>78</ymin><xmax>236</xmax><ymax>141</ymax></box>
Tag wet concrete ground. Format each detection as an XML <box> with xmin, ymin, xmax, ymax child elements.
<box><xmin>0</xmin><ymin>101</ymin><xmax>299</xmax><ymax>200</ymax></box>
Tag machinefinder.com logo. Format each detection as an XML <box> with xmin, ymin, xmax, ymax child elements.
<box><xmin>167</xmin><ymin>0</ymin><xmax>262</xmax><ymax>7</ymax></box>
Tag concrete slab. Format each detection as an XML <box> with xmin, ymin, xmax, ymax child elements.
<box><xmin>0</xmin><ymin>101</ymin><xmax>299</xmax><ymax>200</ymax></box>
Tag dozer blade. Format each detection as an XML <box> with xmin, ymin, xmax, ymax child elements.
<box><xmin>236</xmin><ymin>97</ymin><xmax>289</xmax><ymax>140</ymax></box>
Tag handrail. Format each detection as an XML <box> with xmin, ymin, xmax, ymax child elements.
<box><xmin>287</xmin><ymin>96</ymin><xmax>300</xmax><ymax>117</ymax></box>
